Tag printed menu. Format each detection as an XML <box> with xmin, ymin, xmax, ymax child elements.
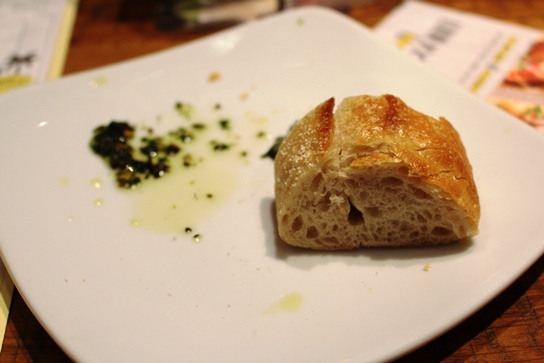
<box><xmin>0</xmin><ymin>0</ymin><xmax>76</xmax><ymax>94</ymax></box>
<box><xmin>374</xmin><ymin>0</ymin><xmax>544</xmax><ymax>132</ymax></box>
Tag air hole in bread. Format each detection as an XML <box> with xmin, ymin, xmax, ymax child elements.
<box><xmin>381</xmin><ymin>176</ymin><xmax>403</xmax><ymax>187</ymax></box>
<box><xmin>324</xmin><ymin>237</ymin><xmax>338</xmax><ymax>244</ymax></box>
<box><xmin>306</xmin><ymin>226</ymin><xmax>319</xmax><ymax>239</ymax></box>
<box><xmin>317</xmin><ymin>192</ymin><xmax>331</xmax><ymax>211</ymax></box>
<box><xmin>291</xmin><ymin>215</ymin><xmax>303</xmax><ymax>232</ymax></box>
<box><xmin>344</xmin><ymin>179</ymin><xmax>357</xmax><ymax>189</ymax></box>
<box><xmin>310</xmin><ymin>173</ymin><xmax>323</xmax><ymax>192</ymax></box>
<box><xmin>413</xmin><ymin>187</ymin><xmax>431</xmax><ymax>200</ymax></box>
<box><xmin>416</xmin><ymin>214</ymin><xmax>427</xmax><ymax>223</ymax></box>
<box><xmin>431</xmin><ymin>226</ymin><xmax>452</xmax><ymax>236</ymax></box>
<box><xmin>398</xmin><ymin>166</ymin><xmax>409</xmax><ymax>175</ymax></box>
<box><xmin>364</xmin><ymin>206</ymin><xmax>382</xmax><ymax>218</ymax></box>
<box><xmin>347</xmin><ymin>199</ymin><xmax>365</xmax><ymax>226</ymax></box>
<box><xmin>281</xmin><ymin>214</ymin><xmax>289</xmax><ymax>225</ymax></box>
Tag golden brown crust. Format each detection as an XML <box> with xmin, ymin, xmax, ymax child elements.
<box><xmin>274</xmin><ymin>94</ymin><xmax>480</xmax><ymax>250</ymax></box>
<box><xmin>338</xmin><ymin>95</ymin><xmax>480</xmax><ymax>227</ymax></box>
<box><xmin>274</xmin><ymin>97</ymin><xmax>335</xmax><ymax>208</ymax></box>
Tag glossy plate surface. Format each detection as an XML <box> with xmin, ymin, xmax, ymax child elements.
<box><xmin>1</xmin><ymin>7</ymin><xmax>544</xmax><ymax>363</ymax></box>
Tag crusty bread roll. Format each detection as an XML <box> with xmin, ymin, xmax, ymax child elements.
<box><xmin>274</xmin><ymin>94</ymin><xmax>480</xmax><ymax>250</ymax></box>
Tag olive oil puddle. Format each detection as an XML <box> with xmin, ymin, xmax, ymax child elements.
<box><xmin>126</xmin><ymin>139</ymin><xmax>244</xmax><ymax>235</ymax></box>
<box><xmin>127</xmin><ymin>158</ymin><xmax>239</xmax><ymax>235</ymax></box>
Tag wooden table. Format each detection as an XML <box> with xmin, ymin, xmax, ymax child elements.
<box><xmin>2</xmin><ymin>0</ymin><xmax>544</xmax><ymax>361</ymax></box>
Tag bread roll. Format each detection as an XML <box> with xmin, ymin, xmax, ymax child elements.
<box><xmin>274</xmin><ymin>94</ymin><xmax>480</xmax><ymax>250</ymax></box>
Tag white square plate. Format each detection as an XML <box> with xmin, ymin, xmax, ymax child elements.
<box><xmin>1</xmin><ymin>7</ymin><xmax>544</xmax><ymax>362</ymax></box>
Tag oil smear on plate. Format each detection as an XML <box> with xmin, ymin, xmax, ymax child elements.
<box><xmin>263</xmin><ymin>293</ymin><xmax>304</xmax><ymax>314</ymax></box>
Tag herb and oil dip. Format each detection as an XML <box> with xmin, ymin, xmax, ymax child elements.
<box><xmin>90</xmin><ymin>101</ymin><xmax>271</xmax><ymax>237</ymax></box>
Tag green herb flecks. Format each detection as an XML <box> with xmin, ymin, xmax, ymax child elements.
<box><xmin>219</xmin><ymin>118</ymin><xmax>231</xmax><ymax>131</ymax></box>
<box><xmin>175</xmin><ymin>101</ymin><xmax>194</xmax><ymax>119</ymax></box>
<box><xmin>90</xmin><ymin>121</ymin><xmax>180</xmax><ymax>188</ymax></box>
<box><xmin>210</xmin><ymin>140</ymin><xmax>231</xmax><ymax>152</ymax></box>
<box><xmin>261</xmin><ymin>136</ymin><xmax>284</xmax><ymax>160</ymax></box>
<box><xmin>192</xmin><ymin>123</ymin><xmax>207</xmax><ymax>130</ymax></box>
<box><xmin>171</xmin><ymin>127</ymin><xmax>196</xmax><ymax>143</ymax></box>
